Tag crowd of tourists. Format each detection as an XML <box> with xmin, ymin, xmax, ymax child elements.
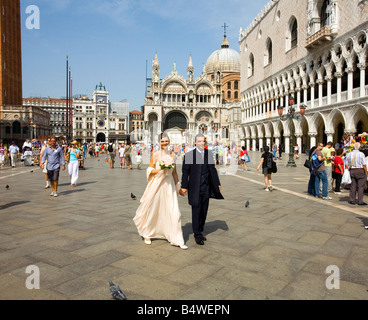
<box><xmin>306</xmin><ymin>132</ymin><xmax>368</xmax><ymax>206</ymax></box>
<box><xmin>2</xmin><ymin>132</ymin><xmax>367</xmax><ymax>206</ymax></box>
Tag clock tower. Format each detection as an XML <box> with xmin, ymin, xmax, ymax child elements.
<box><xmin>93</xmin><ymin>82</ymin><xmax>109</xmax><ymax>142</ymax></box>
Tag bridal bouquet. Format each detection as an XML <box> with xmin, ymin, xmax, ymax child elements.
<box><xmin>159</xmin><ymin>156</ymin><xmax>175</xmax><ymax>170</ymax></box>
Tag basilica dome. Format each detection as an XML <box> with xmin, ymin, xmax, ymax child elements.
<box><xmin>205</xmin><ymin>36</ymin><xmax>240</xmax><ymax>74</ymax></box>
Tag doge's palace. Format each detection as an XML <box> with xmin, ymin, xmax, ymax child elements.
<box><xmin>239</xmin><ymin>0</ymin><xmax>368</xmax><ymax>153</ymax></box>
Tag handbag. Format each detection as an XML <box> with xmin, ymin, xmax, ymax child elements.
<box><xmin>65</xmin><ymin>151</ymin><xmax>70</xmax><ymax>162</ymax></box>
<box><xmin>271</xmin><ymin>161</ymin><xmax>277</xmax><ymax>173</ymax></box>
<box><xmin>304</xmin><ymin>159</ymin><xmax>311</xmax><ymax>169</ymax></box>
<box><xmin>244</xmin><ymin>154</ymin><xmax>250</xmax><ymax>163</ymax></box>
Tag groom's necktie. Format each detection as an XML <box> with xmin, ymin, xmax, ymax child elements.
<box><xmin>200</xmin><ymin>151</ymin><xmax>204</xmax><ymax>161</ymax></box>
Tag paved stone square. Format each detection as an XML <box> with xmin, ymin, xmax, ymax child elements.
<box><xmin>0</xmin><ymin>151</ymin><xmax>367</xmax><ymax>300</ymax></box>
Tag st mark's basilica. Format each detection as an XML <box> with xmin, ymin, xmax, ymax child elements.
<box><xmin>143</xmin><ymin>32</ymin><xmax>242</xmax><ymax>146</ymax></box>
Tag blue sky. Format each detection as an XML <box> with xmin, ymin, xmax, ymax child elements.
<box><xmin>21</xmin><ymin>0</ymin><xmax>270</xmax><ymax>111</ymax></box>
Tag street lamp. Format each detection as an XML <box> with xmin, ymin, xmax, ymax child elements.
<box><xmin>277</xmin><ymin>94</ymin><xmax>306</xmax><ymax>167</ymax></box>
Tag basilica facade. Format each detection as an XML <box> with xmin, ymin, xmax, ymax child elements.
<box><xmin>239</xmin><ymin>0</ymin><xmax>368</xmax><ymax>153</ymax></box>
<box><xmin>143</xmin><ymin>35</ymin><xmax>241</xmax><ymax>146</ymax></box>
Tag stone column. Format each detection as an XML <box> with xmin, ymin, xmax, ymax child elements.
<box><xmin>346</xmin><ymin>67</ymin><xmax>354</xmax><ymax>100</ymax></box>
<box><xmin>317</xmin><ymin>79</ymin><xmax>323</xmax><ymax>107</ymax></box>
<box><xmin>310</xmin><ymin>82</ymin><xmax>315</xmax><ymax>108</ymax></box>
<box><xmin>309</xmin><ymin>133</ymin><xmax>317</xmax><ymax>148</ymax></box>
<box><xmin>325</xmin><ymin>76</ymin><xmax>332</xmax><ymax>105</ymax></box>
<box><xmin>358</xmin><ymin>63</ymin><xmax>366</xmax><ymax>98</ymax></box>
<box><xmin>252</xmin><ymin>137</ymin><xmax>257</xmax><ymax>151</ymax></box>
<box><xmin>270</xmin><ymin>98</ymin><xmax>274</xmax><ymax>117</ymax></box>
<box><xmin>303</xmin><ymin>85</ymin><xmax>308</xmax><ymax>104</ymax></box>
<box><xmin>285</xmin><ymin>136</ymin><xmax>290</xmax><ymax>154</ymax></box>
<box><xmin>335</xmin><ymin>72</ymin><xmax>342</xmax><ymax>103</ymax></box>
<box><xmin>246</xmin><ymin>138</ymin><xmax>251</xmax><ymax>151</ymax></box>
<box><xmin>296</xmin><ymin>134</ymin><xmax>303</xmax><ymax>152</ymax></box>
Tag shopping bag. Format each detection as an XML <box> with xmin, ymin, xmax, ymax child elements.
<box><xmin>341</xmin><ymin>170</ymin><xmax>351</xmax><ymax>185</ymax></box>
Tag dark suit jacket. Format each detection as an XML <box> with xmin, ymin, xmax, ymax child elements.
<box><xmin>181</xmin><ymin>148</ymin><xmax>224</xmax><ymax>207</ymax></box>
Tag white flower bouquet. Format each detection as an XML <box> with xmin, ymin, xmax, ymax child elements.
<box><xmin>159</xmin><ymin>156</ymin><xmax>175</xmax><ymax>169</ymax></box>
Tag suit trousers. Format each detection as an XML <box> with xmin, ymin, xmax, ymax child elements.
<box><xmin>192</xmin><ymin>195</ymin><xmax>209</xmax><ymax>238</ymax></box>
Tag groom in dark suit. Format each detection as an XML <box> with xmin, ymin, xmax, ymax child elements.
<box><xmin>180</xmin><ymin>134</ymin><xmax>224</xmax><ymax>245</ymax></box>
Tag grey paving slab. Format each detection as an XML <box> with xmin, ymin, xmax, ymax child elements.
<box><xmin>0</xmin><ymin>151</ymin><xmax>367</xmax><ymax>300</ymax></box>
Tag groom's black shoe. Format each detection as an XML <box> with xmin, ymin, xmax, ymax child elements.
<box><xmin>195</xmin><ymin>237</ymin><xmax>204</xmax><ymax>245</ymax></box>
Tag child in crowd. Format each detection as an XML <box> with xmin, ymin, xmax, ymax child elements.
<box><xmin>136</xmin><ymin>151</ymin><xmax>142</xmax><ymax>169</ymax></box>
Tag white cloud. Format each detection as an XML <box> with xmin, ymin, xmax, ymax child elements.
<box><xmin>72</xmin><ymin>0</ymin><xmax>269</xmax><ymax>34</ymax></box>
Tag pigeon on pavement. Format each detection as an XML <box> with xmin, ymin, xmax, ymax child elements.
<box><xmin>108</xmin><ymin>280</ymin><xmax>127</xmax><ymax>300</ymax></box>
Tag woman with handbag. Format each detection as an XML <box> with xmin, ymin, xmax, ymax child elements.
<box><xmin>67</xmin><ymin>141</ymin><xmax>81</xmax><ymax>187</ymax></box>
<box><xmin>239</xmin><ymin>146</ymin><xmax>248</xmax><ymax>171</ymax></box>
<box><xmin>257</xmin><ymin>146</ymin><xmax>274</xmax><ymax>192</ymax></box>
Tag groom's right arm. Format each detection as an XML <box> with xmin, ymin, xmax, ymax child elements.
<box><xmin>181</xmin><ymin>151</ymin><xmax>191</xmax><ymax>190</ymax></box>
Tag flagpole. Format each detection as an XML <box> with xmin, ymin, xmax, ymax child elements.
<box><xmin>70</xmin><ymin>73</ymin><xmax>73</xmax><ymax>139</ymax></box>
<box><xmin>69</xmin><ymin>67</ymin><xmax>72</xmax><ymax>140</ymax></box>
<box><xmin>66</xmin><ymin>56</ymin><xmax>69</xmax><ymax>141</ymax></box>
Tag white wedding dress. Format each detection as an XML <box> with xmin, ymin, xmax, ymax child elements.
<box><xmin>133</xmin><ymin>151</ymin><xmax>185</xmax><ymax>246</ymax></box>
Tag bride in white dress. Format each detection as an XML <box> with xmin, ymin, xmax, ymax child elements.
<box><xmin>133</xmin><ymin>134</ymin><xmax>188</xmax><ymax>249</ymax></box>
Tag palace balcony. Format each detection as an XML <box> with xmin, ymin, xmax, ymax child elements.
<box><xmin>306</xmin><ymin>26</ymin><xmax>333</xmax><ymax>49</ymax></box>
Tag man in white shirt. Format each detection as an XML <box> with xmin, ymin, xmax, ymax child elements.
<box><xmin>119</xmin><ymin>144</ymin><xmax>125</xmax><ymax>168</ymax></box>
<box><xmin>8</xmin><ymin>141</ymin><xmax>20</xmax><ymax>168</ymax></box>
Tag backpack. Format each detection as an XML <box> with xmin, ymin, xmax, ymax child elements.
<box><xmin>108</xmin><ymin>144</ymin><xmax>114</xmax><ymax>152</ymax></box>
<box><xmin>266</xmin><ymin>153</ymin><xmax>273</xmax><ymax>169</ymax></box>
<box><xmin>311</xmin><ymin>153</ymin><xmax>323</xmax><ymax>169</ymax></box>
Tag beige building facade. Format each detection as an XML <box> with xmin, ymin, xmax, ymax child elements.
<box><xmin>239</xmin><ymin>0</ymin><xmax>368</xmax><ymax>153</ymax></box>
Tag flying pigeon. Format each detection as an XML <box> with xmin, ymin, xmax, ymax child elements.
<box><xmin>5</xmin><ymin>185</ymin><xmax>9</xmax><ymax>190</ymax></box>
<box><xmin>245</xmin><ymin>200</ymin><xmax>250</xmax><ymax>208</ymax></box>
<box><xmin>131</xmin><ymin>193</ymin><xmax>137</xmax><ymax>200</ymax></box>
<box><xmin>108</xmin><ymin>280</ymin><xmax>127</xmax><ymax>300</ymax></box>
